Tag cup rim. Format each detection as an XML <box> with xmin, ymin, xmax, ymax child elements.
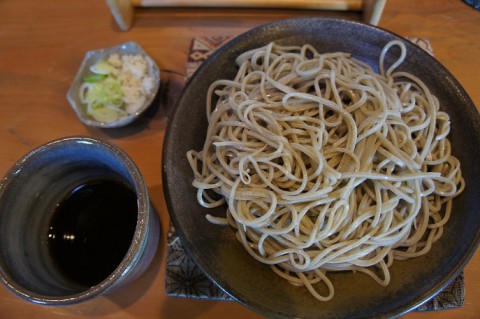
<box><xmin>0</xmin><ymin>136</ymin><xmax>151</xmax><ymax>305</ymax></box>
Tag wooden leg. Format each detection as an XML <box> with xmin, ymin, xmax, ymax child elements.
<box><xmin>363</xmin><ymin>0</ymin><xmax>387</xmax><ymax>25</ymax></box>
<box><xmin>104</xmin><ymin>0</ymin><xmax>134</xmax><ymax>31</ymax></box>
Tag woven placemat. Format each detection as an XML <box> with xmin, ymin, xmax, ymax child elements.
<box><xmin>165</xmin><ymin>36</ymin><xmax>465</xmax><ymax>312</ymax></box>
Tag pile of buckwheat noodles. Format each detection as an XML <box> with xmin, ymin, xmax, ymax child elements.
<box><xmin>186</xmin><ymin>40</ymin><xmax>464</xmax><ymax>301</ymax></box>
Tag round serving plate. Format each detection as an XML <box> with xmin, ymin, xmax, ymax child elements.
<box><xmin>163</xmin><ymin>17</ymin><xmax>480</xmax><ymax>319</ymax></box>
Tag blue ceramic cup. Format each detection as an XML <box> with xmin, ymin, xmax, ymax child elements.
<box><xmin>0</xmin><ymin>136</ymin><xmax>159</xmax><ymax>305</ymax></box>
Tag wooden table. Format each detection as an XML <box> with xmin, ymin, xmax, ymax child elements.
<box><xmin>0</xmin><ymin>0</ymin><xmax>479</xmax><ymax>318</ymax></box>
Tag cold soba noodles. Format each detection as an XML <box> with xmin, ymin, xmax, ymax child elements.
<box><xmin>187</xmin><ymin>40</ymin><xmax>464</xmax><ymax>301</ymax></box>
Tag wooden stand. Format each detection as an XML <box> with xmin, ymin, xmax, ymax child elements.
<box><xmin>105</xmin><ymin>0</ymin><xmax>387</xmax><ymax>31</ymax></box>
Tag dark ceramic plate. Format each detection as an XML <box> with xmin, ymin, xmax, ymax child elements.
<box><xmin>162</xmin><ymin>18</ymin><xmax>480</xmax><ymax>319</ymax></box>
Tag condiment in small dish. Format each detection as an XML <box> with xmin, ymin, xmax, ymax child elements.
<box><xmin>67</xmin><ymin>41</ymin><xmax>160</xmax><ymax>128</ymax></box>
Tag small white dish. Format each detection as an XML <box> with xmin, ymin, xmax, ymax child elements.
<box><xmin>67</xmin><ymin>41</ymin><xmax>160</xmax><ymax>128</ymax></box>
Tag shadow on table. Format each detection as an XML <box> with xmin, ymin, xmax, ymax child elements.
<box><xmin>159</xmin><ymin>295</ymin><xmax>266</xmax><ymax>319</ymax></box>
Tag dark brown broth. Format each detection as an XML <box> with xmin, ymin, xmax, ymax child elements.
<box><xmin>47</xmin><ymin>179</ymin><xmax>137</xmax><ymax>287</ymax></box>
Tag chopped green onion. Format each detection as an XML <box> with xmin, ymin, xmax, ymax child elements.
<box><xmin>89</xmin><ymin>106</ymin><xmax>120</xmax><ymax>123</ymax></box>
<box><xmin>84</xmin><ymin>76</ymin><xmax>123</xmax><ymax>107</ymax></box>
<box><xmin>78</xmin><ymin>53</ymin><xmax>153</xmax><ymax>123</ymax></box>
<box><xmin>90</xmin><ymin>59</ymin><xmax>115</xmax><ymax>75</ymax></box>
<box><xmin>83</xmin><ymin>74</ymin><xmax>107</xmax><ymax>83</ymax></box>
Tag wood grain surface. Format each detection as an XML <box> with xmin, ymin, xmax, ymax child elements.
<box><xmin>0</xmin><ymin>0</ymin><xmax>478</xmax><ymax>318</ymax></box>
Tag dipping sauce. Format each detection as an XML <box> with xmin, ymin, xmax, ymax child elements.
<box><xmin>47</xmin><ymin>179</ymin><xmax>138</xmax><ymax>287</ymax></box>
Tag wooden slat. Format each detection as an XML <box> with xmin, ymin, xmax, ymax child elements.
<box><xmin>106</xmin><ymin>0</ymin><xmax>386</xmax><ymax>31</ymax></box>
<box><xmin>132</xmin><ymin>0</ymin><xmax>363</xmax><ymax>10</ymax></box>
